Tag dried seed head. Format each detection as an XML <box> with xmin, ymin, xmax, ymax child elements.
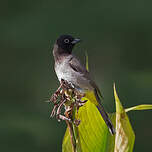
<box><xmin>50</xmin><ymin>79</ymin><xmax>87</xmax><ymax>124</ymax></box>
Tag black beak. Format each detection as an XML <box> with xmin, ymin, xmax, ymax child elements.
<box><xmin>71</xmin><ymin>38</ymin><xmax>81</xmax><ymax>44</ymax></box>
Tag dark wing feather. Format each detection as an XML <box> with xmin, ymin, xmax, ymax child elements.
<box><xmin>69</xmin><ymin>56</ymin><xmax>103</xmax><ymax>99</ymax></box>
<box><xmin>69</xmin><ymin>57</ymin><xmax>114</xmax><ymax>134</ymax></box>
<box><xmin>69</xmin><ymin>56</ymin><xmax>89</xmax><ymax>74</ymax></box>
<box><xmin>90</xmin><ymin>80</ymin><xmax>104</xmax><ymax>99</ymax></box>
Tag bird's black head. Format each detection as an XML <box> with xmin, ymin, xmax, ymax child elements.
<box><xmin>56</xmin><ymin>35</ymin><xmax>81</xmax><ymax>54</ymax></box>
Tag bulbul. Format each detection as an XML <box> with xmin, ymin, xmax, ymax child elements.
<box><xmin>52</xmin><ymin>34</ymin><xmax>115</xmax><ymax>135</ymax></box>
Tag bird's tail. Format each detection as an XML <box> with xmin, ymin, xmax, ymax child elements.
<box><xmin>96</xmin><ymin>104</ymin><xmax>115</xmax><ymax>135</ymax></box>
<box><xmin>94</xmin><ymin>89</ymin><xmax>115</xmax><ymax>135</ymax></box>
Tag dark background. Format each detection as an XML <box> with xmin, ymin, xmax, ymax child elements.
<box><xmin>1</xmin><ymin>0</ymin><xmax>152</xmax><ymax>151</ymax></box>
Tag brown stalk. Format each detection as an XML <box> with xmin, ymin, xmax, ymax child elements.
<box><xmin>65</xmin><ymin>111</ymin><xmax>76</xmax><ymax>152</ymax></box>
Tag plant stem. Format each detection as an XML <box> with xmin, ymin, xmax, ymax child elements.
<box><xmin>65</xmin><ymin>112</ymin><xmax>76</xmax><ymax>152</ymax></box>
<box><xmin>72</xmin><ymin>107</ymin><xmax>82</xmax><ymax>152</ymax></box>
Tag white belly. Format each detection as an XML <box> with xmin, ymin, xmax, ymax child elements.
<box><xmin>55</xmin><ymin>59</ymin><xmax>76</xmax><ymax>83</ymax></box>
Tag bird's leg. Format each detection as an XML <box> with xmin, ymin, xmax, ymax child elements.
<box><xmin>61</xmin><ymin>79</ymin><xmax>75</xmax><ymax>90</ymax></box>
<box><xmin>68</xmin><ymin>82</ymin><xmax>75</xmax><ymax>89</ymax></box>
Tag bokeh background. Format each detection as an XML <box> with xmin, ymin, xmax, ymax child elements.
<box><xmin>1</xmin><ymin>0</ymin><xmax>152</xmax><ymax>151</ymax></box>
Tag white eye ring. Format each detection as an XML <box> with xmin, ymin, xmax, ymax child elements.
<box><xmin>64</xmin><ymin>39</ymin><xmax>70</xmax><ymax>43</ymax></box>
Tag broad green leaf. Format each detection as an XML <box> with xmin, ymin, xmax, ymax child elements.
<box><xmin>125</xmin><ymin>104</ymin><xmax>152</xmax><ymax>112</ymax></box>
<box><xmin>62</xmin><ymin>85</ymin><xmax>135</xmax><ymax>152</ymax></box>
<box><xmin>62</xmin><ymin>83</ymin><xmax>152</xmax><ymax>152</ymax></box>
<box><xmin>62</xmin><ymin>97</ymin><xmax>112</xmax><ymax>152</ymax></box>
<box><xmin>114</xmin><ymin>84</ymin><xmax>135</xmax><ymax>152</ymax></box>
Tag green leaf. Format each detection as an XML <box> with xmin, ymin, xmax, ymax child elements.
<box><xmin>62</xmin><ymin>97</ymin><xmax>111</xmax><ymax>152</ymax></box>
<box><xmin>62</xmin><ymin>83</ymin><xmax>152</xmax><ymax>152</ymax></box>
<box><xmin>114</xmin><ymin>84</ymin><xmax>135</xmax><ymax>152</ymax></box>
<box><xmin>125</xmin><ymin>104</ymin><xmax>152</xmax><ymax>112</ymax></box>
<box><xmin>62</xmin><ymin>85</ymin><xmax>135</xmax><ymax>152</ymax></box>
<box><xmin>62</xmin><ymin>127</ymin><xmax>73</xmax><ymax>152</ymax></box>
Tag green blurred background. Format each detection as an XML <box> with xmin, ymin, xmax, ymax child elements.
<box><xmin>1</xmin><ymin>0</ymin><xmax>152</xmax><ymax>151</ymax></box>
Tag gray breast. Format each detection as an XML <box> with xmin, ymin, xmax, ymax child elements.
<box><xmin>55</xmin><ymin>57</ymin><xmax>75</xmax><ymax>82</ymax></box>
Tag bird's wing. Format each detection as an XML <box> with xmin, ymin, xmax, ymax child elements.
<box><xmin>69</xmin><ymin>56</ymin><xmax>104</xmax><ymax>99</ymax></box>
<box><xmin>69</xmin><ymin>57</ymin><xmax>114</xmax><ymax>134</ymax></box>
<box><xmin>90</xmin><ymin>80</ymin><xmax>104</xmax><ymax>99</ymax></box>
<box><xmin>69</xmin><ymin>56</ymin><xmax>89</xmax><ymax>74</ymax></box>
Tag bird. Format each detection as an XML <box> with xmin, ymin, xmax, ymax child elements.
<box><xmin>52</xmin><ymin>34</ymin><xmax>115</xmax><ymax>135</ymax></box>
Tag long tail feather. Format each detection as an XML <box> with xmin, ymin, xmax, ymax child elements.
<box><xmin>94</xmin><ymin>89</ymin><xmax>115</xmax><ymax>135</ymax></box>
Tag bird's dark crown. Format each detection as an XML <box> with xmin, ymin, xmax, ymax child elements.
<box><xmin>56</xmin><ymin>35</ymin><xmax>80</xmax><ymax>54</ymax></box>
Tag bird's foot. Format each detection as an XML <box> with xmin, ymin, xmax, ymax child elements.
<box><xmin>61</xmin><ymin>79</ymin><xmax>75</xmax><ymax>89</ymax></box>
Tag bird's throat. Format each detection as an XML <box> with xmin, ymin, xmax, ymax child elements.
<box><xmin>53</xmin><ymin>44</ymin><xmax>71</xmax><ymax>63</ymax></box>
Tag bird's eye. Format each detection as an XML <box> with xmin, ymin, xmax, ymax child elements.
<box><xmin>64</xmin><ymin>39</ymin><xmax>70</xmax><ymax>43</ymax></box>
